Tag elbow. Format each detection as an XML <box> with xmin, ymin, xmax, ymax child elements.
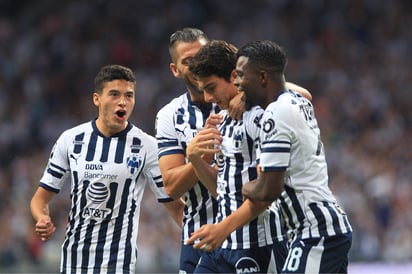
<box><xmin>163</xmin><ymin>181</ymin><xmax>182</xmax><ymax>200</ymax></box>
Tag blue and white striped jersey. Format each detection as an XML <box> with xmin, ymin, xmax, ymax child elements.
<box><xmin>39</xmin><ymin>120</ymin><xmax>171</xmax><ymax>274</ymax></box>
<box><xmin>155</xmin><ymin>92</ymin><xmax>220</xmax><ymax>243</ymax></box>
<box><xmin>259</xmin><ymin>90</ymin><xmax>352</xmax><ymax>239</ymax></box>
<box><xmin>216</xmin><ymin>106</ymin><xmax>285</xmax><ymax>249</ymax></box>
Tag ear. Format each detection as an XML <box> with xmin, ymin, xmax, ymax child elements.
<box><xmin>92</xmin><ymin>92</ymin><xmax>100</xmax><ymax>107</ymax></box>
<box><xmin>260</xmin><ymin>70</ymin><xmax>268</xmax><ymax>86</ymax></box>
<box><xmin>230</xmin><ymin>69</ymin><xmax>237</xmax><ymax>83</ymax></box>
<box><xmin>170</xmin><ymin>62</ymin><xmax>180</xmax><ymax>78</ymax></box>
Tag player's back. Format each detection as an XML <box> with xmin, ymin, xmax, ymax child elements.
<box><xmin>260</xmin><ymin>91</ymin><xmax>352</xmax><ymax>239</ymax></box>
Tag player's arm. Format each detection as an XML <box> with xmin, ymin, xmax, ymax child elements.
<box><xmin>285</xmin><ymin>81</ymin><xmax>312</xmax><ymax>101</ymax></box>
<box><xmin>159</xmin><ymin>154</ymin><xmax>203</xmax><ymax>199</ymax></box>
<box><xmin>30</xmin><ymin>187</ymin><xmax>57</xmax><ymax>241</ymax></box>
<box><xmin>186</xmin><ymin>127</ymin><xmax>222</xmax><ymax>198</ymax></box>
<box><xmin>185</xmin><ymin>195</ymin><xmax>270</xmax><ymax>251</ymax></box>
<box><xmin>242</xmin><ymin>169</ymin><xmax>285</xmax><ymax>202</ymax></box>
<box><xmin>162</xmin><ymin>198</ymin><xmax>185</xmax><ymax>228</ymax></box>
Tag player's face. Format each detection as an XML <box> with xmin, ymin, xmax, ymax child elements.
<box><xmin>93</xmin><ymin>79</ymin><xmax>135</xmax><ymax>136</ymax></box>
<box><xmin>235</xmin><ymin>56</ymin><xmax>266</xmax><ymax>107</ymax></box>
<box><xmin>197</xmin><ymin>74</ymin><xmax>238</xmax><ymax>110</ymax></box>
<box><xmin>170</xmin><ymin>38</ymin><xmax>208</xmax><ymax>101</ymax></box>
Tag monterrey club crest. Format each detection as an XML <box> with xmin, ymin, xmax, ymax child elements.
<box><xmin>127</xmin><ymin>154</ymin><xmax>142</xmax><ymax>175</ymax></box>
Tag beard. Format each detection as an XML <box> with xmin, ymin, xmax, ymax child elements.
<box><xmin>182</xmin><ymin>74</ymin><xmax>203</xmax><ymax>95</ymax></box>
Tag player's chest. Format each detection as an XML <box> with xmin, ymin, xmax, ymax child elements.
<box><xmin>68</xmin><ymin>135</ymin><xmax>146</xmax><ymax>179</ymax></box>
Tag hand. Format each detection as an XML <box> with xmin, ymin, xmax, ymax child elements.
<box><xmin>187</xmin><ymin>128</ymin><xmax>222</xmax><ymax>163</ymax></box>
<box><xmin>204</xmin><ymin>114</ymin><xmax>224</xmax><ymax>129</ymax></box>
<box><xmin>185</xmin><ymin>223</ymin><xmax>229</xmax><ymax>252</ymax></box>
<box><xmin>228</xmin><ymin>91</ymin><xmax>245</xmax><ymax>120</ymax></box>
<box><xmin>35</xmin><ymin>216</ymin><xmax>56</xmax><ymax>241</ymax></box>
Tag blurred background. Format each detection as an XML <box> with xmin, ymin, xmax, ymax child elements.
<box><xmin>0</xmin><ymin>0</ymin><xmax>411</xmax><ymax>273</ymax></box>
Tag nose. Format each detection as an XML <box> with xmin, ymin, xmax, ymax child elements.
<box><xmin>119</xmin><ymin>95</ymin><xmax>127</xmax><ymax>106</ymax></box>
<box><xmin>203</xmin><ymin>91</ymin><xmax>214</xmax><ymax>103</ymax></box>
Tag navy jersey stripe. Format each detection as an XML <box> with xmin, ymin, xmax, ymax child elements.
<box><xmin>39</xmin><ymin>182</ymin><xmax>59</xmax><ymax>193</ymax></box>
<box><xmin>109</xmin><ymin>179</ymin><xmax>132</xmax><ymax>269</ymax></box>
<box><xmin>115</xmin><ymin>135</ymin><xmax>126</xmax><ymax>164</ymax></box>
<box><xmin>323</xmin><ymin>201</ymin><xmax>342</xmax><ymax>235</ymax></box>
<box><xmin>73</xmin><ymin>133</ymin><xmax>85</xmax><ymax>154</ymax></box>
<box><xmin>81</xmin><ymin>220</ymin><xmax>96</xmax><ymax>272</ymax></box>
<box><xmin>187</xmin><ymin>103</ymin><xmax>197</xmax><ymax>129</ymax></box>
<box><xmin>86</xmin><ymin>131</ymin><xmax>98</xmax><ymax>161</ymax></box>
<box><xmin>262</xmin><ymin>147</ymin><xmax>291</xmax><ymax>153</ymax></box>
<box><xmin>284</xmin><ymin>185</ymin><xmax>306</xmax><ymax>227</ymax></box>
<box><xmin>100</xmin><ymin>138</ymin><xmax>111</xmax><ymax>162</ymax></box>
<box><xmin>310</xmin><ymin>203</ymin><xmax>327</xmax><ymax>235</ymax></box>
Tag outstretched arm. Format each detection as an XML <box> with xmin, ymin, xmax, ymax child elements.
<box><xmin>30</xmin><ymin>187</ymin><xmax>57</xmax><ymax>241</ymax></box>
<box><xmin>185</xmin><ymin>196</ymin><xmax>270</xmax><ymax>251</ymax></box>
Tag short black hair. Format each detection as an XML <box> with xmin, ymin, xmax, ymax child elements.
<box><xmin>94</xmin><ymin>64</ymin><xmax>136</xmax><ymax>92</ymax></box>
<box><xmin>169</xmin><ymin>27</ymin><xmax>208</xmax><ymax>62</ymax></box>
<box><xmin>189</xmin><ymin>40</ymin><xmax>238</xmax><ymax>82</ymax></box>
<box><xmin>237</xmin><ymin>40</ymin><xmax>287</xmax><ymax>74</ymax></box>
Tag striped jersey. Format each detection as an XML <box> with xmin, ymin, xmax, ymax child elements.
<box><xmin>259</xmin><ymin>90</ymin><xmax>352</xmax><ymax>240</ymax></box>
<box><xmin>39</xmin><ymin>120</ymin><xmax>171</xmax><ymax>274</ymax></box>
<box><xmin>155</xmin><ymin>92</ymin><xmax>219</xmax><ymax>243</ymax></box>
<box><xmin>216</xmin><ymin>106</ymin><xmax>285</xmax><ymax>249</ymax></box>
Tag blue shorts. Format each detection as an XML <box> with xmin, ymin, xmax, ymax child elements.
<box><xmin>194</xmin><ymin>243</ymin><xmax>286</xmax><ymax>274</ymax></box>
<box><xmin>282</xmin><ymin>232</ymin><xmax>352</xmax><ymax>273</ymax></box>
<box><xmin>179</xmin><ymin>244</ymin><xmax>204</xmax><ymax>274</ymax></box>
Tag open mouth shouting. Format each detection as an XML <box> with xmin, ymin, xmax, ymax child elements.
<box><xmin>115</xmin><ymin>109</ymin><xmax>127</xmax><ymax>121</ymax></box>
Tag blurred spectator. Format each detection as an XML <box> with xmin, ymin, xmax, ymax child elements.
<box><xmin>0</xmin><ymin>0</ymin><xmax>411</xmax><ymax>272</ymax></box>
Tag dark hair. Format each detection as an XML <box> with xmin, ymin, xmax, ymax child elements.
<box><xmin>189</xmin><ymin>40</ymin><xmax>238</xmax><ymax>82</ymax></box>
<box><xmin>169</xmin><ymin>27</ymin><xmax>209</xmax><ymax>62</ymax></box>
<box><xmin>94</xmin><ymin>64</ymin><xmax>136</xmax><ymax>92</ymax></box>
<box><xmin>237</xmin><ymin>40</ymin><xmax>287</xmax><ymax>75</ymax></box>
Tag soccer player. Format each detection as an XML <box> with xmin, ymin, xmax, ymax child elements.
<box><xmin>30</xmin><ymin>64</ymin><xmax>184</xmax><ymax>274</ymax></box>
<box><xmin>155</xmin><ymin>27</ymin><xmax>218</xmax><ymax>274</ymax></box>
<box><xmin>185</xmin><ymin>40</ymin><xmax>285</xmax><ymax>273</ymax></box>
<box><xmin>186</xmin><ymin>40</ymin><xmax>312</xmax><ymax>273</ymax></box>
<box><xmin>189</xmin><ymin>40</ymin><xmax>353</xmax><ymax>274</ymax></box>
<box><xmin>156</xmin><ymin>28</ymin><xmax>245</xmax><ymax>273</ymax></box>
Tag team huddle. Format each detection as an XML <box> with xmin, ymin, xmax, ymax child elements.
<box><xmin>30</xmin><ymin>28</ymin><xmax>352</xmax><ymax>274</ymax></box>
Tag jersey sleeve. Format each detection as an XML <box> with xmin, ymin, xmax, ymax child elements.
<box><xmin>38</xmin><ymin>131</ymin><xmax>71</xmax><ymax>193</ymax></box>
<box><xmin>259</xmin><ymin>102</ymin><xmax>295</xmax><ymax>172</ymax></box>
<box><xmin>155</xmin><ymin>105</ymin><xmax>184</xmax><ymax>158</ymax></box>
<box><xmin>143</xmin><ymin>134</ymin><xmax>174</xmax><ymax>203</ymax></box>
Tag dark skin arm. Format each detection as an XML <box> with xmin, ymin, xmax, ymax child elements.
<box><xmin>242</xmin><ymin>169</ymin><xmax>285</xmax><ymax>202</ymax></box>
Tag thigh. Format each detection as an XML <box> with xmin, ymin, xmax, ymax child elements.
<box><xmin>224</xmin><ymin>245</ymin><xmax>275</xmax><ymax>274</ymax></box>
<box><xmin>179</xmin><ymin>244</ymin><xmax>204</xmax><ymax>274</ymax></box>
<box><xmin>282</xmin><ymin>232</ymin><xmax>352</xmax><ymax>274</ymax></box>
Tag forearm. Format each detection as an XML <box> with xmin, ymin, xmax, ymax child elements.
<box><xmin>189</xmin><ymin>156</ymin><xmax>218</xmax><ymax>198</ymax></box>
<box><xmin>219</xmin><ymin>199</ymin><xmax>269</xmax><ymax>235</ymax></box>
<box><xmin>30</xmin><ymin>193</ymin><xmax>50</xmax><ymax>221</ymax></box>
<box><xmin>162</xmin><ymin>163</ymin><xmax>199</xmax><ymax>199</ymax></box>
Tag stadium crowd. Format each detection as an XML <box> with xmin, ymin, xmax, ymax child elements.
<box><xmin>0</xmin><ymin>0</ymin><xmax>411</xmax><ymax>272</ymax></box>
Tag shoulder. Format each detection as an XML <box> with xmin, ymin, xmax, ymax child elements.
<box><xmin>156</xmin><ymin>93</ymin><xmax>187</xmax><ymax>117</ymax></box>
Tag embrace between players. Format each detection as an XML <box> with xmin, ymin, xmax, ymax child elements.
<box><xmin>31</xmin><ymin>27</ymin><xmax>352</xmax><ymax>274</ymax></box>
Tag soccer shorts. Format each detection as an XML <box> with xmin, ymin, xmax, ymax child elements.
<box><xmin>179</xmin><ymin>243</ymin><xmax>204</xmax><ymax>274</ymax></box>
<box><xmin>282</xmin><ymin>232</ymin><xmax>352</xmax><ymax>274</ymax></box>
<box><xmin>194</xmin><ymin>244</ymin><xmax>284</xmax><ymax>274</ymax></box>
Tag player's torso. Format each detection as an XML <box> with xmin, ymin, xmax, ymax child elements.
<box><xmin>66</xmin><ymin>124</ymin><xmax>147</xmax><ymax>224</ymax></box>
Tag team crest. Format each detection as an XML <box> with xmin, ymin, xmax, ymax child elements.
<box><xmin>232</xmin><ymin>129</ymin><xmax>244</xmax><ymax>150</ymax></box>
<box><xmin>127</xmin><ymin>154</ymin><xmax>142</xmax><ymax>175</ymax></box>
